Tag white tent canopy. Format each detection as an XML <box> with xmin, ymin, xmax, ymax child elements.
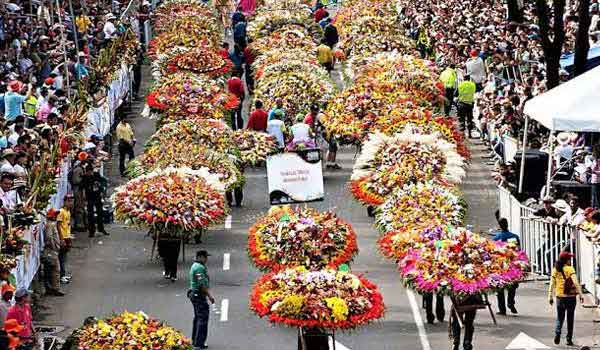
<box><xmin>523</xmin><ymin>65</ymin><xmax>600</xmax><ymax>131</ymax></box>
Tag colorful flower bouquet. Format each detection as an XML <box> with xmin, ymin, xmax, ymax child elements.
<box><xmin>248</xmin><ymin>206</ymin><xmax>358</xmax><ymax>271</ymax></box>
<box><xmin>147</xmin><ymin>119</ymin><xmax>238</xmax><ymax>157</ymax></box>
<box><xmin>254</xmin><ymin>61</ymin><xmax>334</xmax><ymax>118</ymax></box>
<box><xmin>248</xmin><ymin>9</ymin><xmax>321</xmax><ymax>41</ymax></box>
<box><xmin>1</xmin><ymin>227</ymin><xmax>29</xmax><ymax>256</ymax></box>
<box><xmin>250</xmin><ymin>27</ymin><xmax>317</xmax><ymax>56</ymax></box>
<box><xmin>285</xmin><ymin>138</ymin><xmax>317</xmax><ymax>152</ymax></box>
<box><xmin>396</xmin><ymin>226</ymin><xmax>529</xmax><ymax>295</ymax></box>
<box><xmin>166</xmin><ymin>47</ymin><xmax>233</xmax><ymax>78</ymax></box>
<box><xmin>153</xmin><ymin>0</ymin><xmax>213</xmax><ymax>26</ymax></box>
<box><xmin>374</xmin><ymin>182</ymin><xmax>466</xmax><ymax>234</ymax></box>
<box><xmin>74</xmin><ymin>311</ymin><xmax>191</xmax><ymax>350</ymax></box>
<box><xmin>0</xmin><ymin>255</ymin><xmax>17</xmax><ymax>273</ymax></box>
<box><xmin>128</xmin><ymin>146</ymin><xmax>242</xmax><ymax>190</ymax></box>
<box><xmin>146</xmin><ymin>73</ymin><xmax>239</xmax><ymax>118</ymax></box>
<box><xmin>232</xmin><ymin>129</ymin><xmax>279</xmax><ymax>166</ymax></box>
<box><xmin>250</xmin><ymin>267</ymin><xmax>384</xmax><ymax>329</ymax></box>
<box><xmin>113</xmin><ymin>167</ymin><xmax>227</xmax><ymax>235</ymax></box>
<box><xmin>350</xmin><ymin>132</ymin><xmax>466</xmax><ymax>205</ymax></box>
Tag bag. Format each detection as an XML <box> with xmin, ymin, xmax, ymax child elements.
<box><xmin>561</xmin><ymin>271</ymin><xmax>578</xmax><ymax>296</ymax></box>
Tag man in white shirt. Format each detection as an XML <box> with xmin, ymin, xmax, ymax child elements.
<box><xmin>290</xmin><ymin>114</ymin><xmax>312</xmax><ymax>143</ymax></box>
<box><xmin>8</xmin><ymin>124</ymin><xmax>24</xmax><ymax>146</ymax></box>
<box><xmin>0</xmin><ymin>174</ymin><xmax>18</xmax><ymax>211</ymax></box>
<box><xmin>266</xmin><ymin>110</ymin><xmax>286</xmax><ymax>149</ymax></box>
<box><xmin>103</xmin><ymin>14</ymin><xmax>117</xmax><ymax>40</ymax></box>
<box><xmin>465</xmin><ymin>50</ymin><xmax>486</xmax><ymax>90</ymax></box>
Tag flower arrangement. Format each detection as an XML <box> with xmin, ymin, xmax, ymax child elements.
<box><xmin>374</xmin><ymin>182</ymin><xmax>466</xmax><ymax>234</ymax></box>
<box><xmin>113</xmin><ymin>167</ymin><xmax>227</xmax><ymax>236</ymax></box>
<box><xmin>0</xmin><ymin>255</ymin><xmax>17</xmax><ymax>272</ymax></box>
<box><xmin>254</xmin><ymin>61</ymin><xmax>334</xmax><ymax>118</ymax></box>
<box><xmin>250</xmin><ymin>267</ymin><xmax>384</xmax><ymax>329</ymax></box>
<box><xmin>249</xmin><ymin>27</ymin><xmax>317</xmax><ymax>56</ymax></box>
<box><xmin>350</xmin><ymin>131</ymin><xmax>466</xmax><ymax>205</ymax></box>
<box><xmin>1</xmin><ymin>227</ymin><xmax>29</xmax><ymax>256</ymax></box>
<box><xmin>232</xmin><ymin>129</ymin><xmax>279</xmax><ymax>166</ymax></box>
<box><xmin>147</xmin><ymin>119</ymin><xmax>238</xmax><ymax>157</ymax></box>
<box><xmin>153</xmin><ymin>0</ymin><xmax>214</xmax><ymax>31</ymax></box>
<box><xmin>396</xmin><ymin>226</ymin><xmax>529</xmax><ymax>295</ymax></box>
<box><xmin>74</xmin><ymin>311</ymin><xmax>191</xmax><ymax>350</ymax></box>
<box><xmin>146</xmin><ymin>73</ymin><xmax>239</xmax><ymax>118</ymax></box>
<box><xmin>166</xmin><ymin>47</ymin><xmax>233</xmax><ymax>78</ymax></box>
<box><xmin>248</xmin><ymin>9</ymin><xmax>321</xmax><ymax>41</ymax></box>
<box><xmin>128</xmin><ymin>146</ymin><xmax>242</xmax><ymax>190</ymax></box>
<box><xmin>285</xmin><ymin>138</ymin><xmax>317</xmax><ymax>152</ymax></box>
<box><xmin>248</xmin><ymin>206</ymin><xmax>358</xmax><ymax>271</ymax></box>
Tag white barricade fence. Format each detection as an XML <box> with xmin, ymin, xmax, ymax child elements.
<box><xmin>498</xmin><ymin>185</ymin><xmax>600</xmax><ymax>303</ymax></box>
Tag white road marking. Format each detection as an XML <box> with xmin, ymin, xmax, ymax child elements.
<box><xmin>223</xmin><ymin>253</ymin><xmax>230</xmax><ymax>271</ymax></box>
<box><xmin>225</xmin><ymin>215</ymin><xmax>232</xmax><ymax>229</ymax></box>
<box><xmin>505</xmin><ymin>332</ymin><xmax>549</xmax><ymax>349</ymax></box>
<box><xmin>220</xmin><ymin>299</ymin><xmax>229</xmax><ymax>322</ymax></box>
<box><xmin>328</xmin><ymin>338</ymin><xmax>351</xmax><ymax>350</ymax></box>
<box><xmin>406</xmin><ymin>289</ymin><xmax>431</xmax><ymax>350</ymax></box>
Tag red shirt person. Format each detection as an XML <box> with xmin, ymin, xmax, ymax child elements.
<box><xmin>6</xmin><ymin>289</ymin><xmax>33</xmax><ymax>339</ymax></box>
<box><xmin>227</xmin><ymin>75</ymin><xmax>244</xmax><ymax>99</ymax></box>
<box><xmin>247</xmin><ymin>100</ymin><xmax>268</xmax><ymax>132</ymax></box>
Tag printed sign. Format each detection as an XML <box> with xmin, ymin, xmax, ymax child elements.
<box><xmin>267</xmin><ymin>150</ymin><xmax>324</xmax><ymax>204</ymax></box>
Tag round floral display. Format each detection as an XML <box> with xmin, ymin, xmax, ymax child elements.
<box><xmin>74</xmin><ymin>311</ymin><xmax>191</xmax><ymax>350</ymax></box>
<box><xmin>113</xmin><ymin>167</ymin><xmax>227</xmax><ymax>235</ymax></box>
<box><xmin>350</xmin><ymin>131</ymin><xmax>466</xmax><ymax>205</ymax></box>
<box><xmin>397</xmin><ymin>226</ymin><xmax>529</xmax><ymax>295</ymax></box>
<box><xmin>232</xmin><ymin>129</ymin><xmax>279</xmax><ymax>166</ymax></box>
<box><xmin>166</xmin><ymin>46</ymin><xmax>233</xmax><ymax>78</ymax></box>
<box><xmin>250</xmin><ymin>267</ymin><xmax>384</xmax><ymax>329</ymax></box>
<box><xmin>374</xmin><ymin>182</ymin><xmax>466</xmax><ymax>234</ymax></box>
<box><xmin>248</xmin><ymin>206</ymin><xmax>358</xmax><ymax>271</ymax></box>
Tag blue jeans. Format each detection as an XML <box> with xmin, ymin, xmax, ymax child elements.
<box><xmin>191</xmin><ymin>294</ymin><xmax>209</xmax><ymax>347</ymax></box>
<box><xmin>555</xmin><ymin>296</ymin><xmax>577</xmax><ymax>340</ymax></box>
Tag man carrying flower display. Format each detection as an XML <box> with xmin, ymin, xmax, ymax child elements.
<box><xmin>493</xmin><ymin>218</ymin><xmax>520</xmax><ymax>316</ymax></box>
<box><xmin>422</xmin><ymin>293</ymin><xmax>444</xmax><ymax>324</ymax></box>
<box><xmin>116</xmin><ymin>117</ymin><xmax>136</xmax><ymax>177</ymax></box>
<box><xmin>450</xmin><ymin>294</ymin><xmax>481</xmax><ymax>350</ymax></box>
<box><xmin>189</xmin><ymin>250</ymin><xmax>215</xmax><ymax>350</ymax></box>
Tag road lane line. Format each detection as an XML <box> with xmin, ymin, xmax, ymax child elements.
<box><xmin>223</xmin><ymin>253</ymin><xmax>230</xmax><ymax>271</ymax></box>
<box><xmin>220</xmin><ymin>299</ymin><xmax>229</xmax><ymax>322</ymax></box>
<box><xmin>328</xmin><ymin>338</ymin><xmax>351</xmax><ymax>350</ymax></box>
<box><xmin>225</xmin><ymin>215</ymin><xmax>232</xmax><ymax>229</ymax></box>
<box><xmin>406</xmin><ymin>289</ymin><xmax>431</xmax><ymax>350</ymax></box>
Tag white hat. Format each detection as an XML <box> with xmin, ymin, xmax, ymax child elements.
<box><xmin>556</xmin><ymin>132</ymin><xmax>571</xmax><ymax>145</ymax></box>
<box><xmin>552</xmin><ymin>199</ymin><xmax>570</xmax><ymax>212</ymax></box>
<box><xmin>105</xmin><ymin>13</ymin><xmax>116</xmax><ymax>20</ymax></box>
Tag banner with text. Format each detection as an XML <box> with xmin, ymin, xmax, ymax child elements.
<box><xmin>267</xmin><ymin>151</ymin><xmax>324</xmax><ymax>205</ymax></box>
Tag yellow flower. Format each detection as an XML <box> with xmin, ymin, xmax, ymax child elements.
<box><xmin>325</xmin><ymin>297</ymin><xmax>349</xmax><ymax>321</ymax></box>
<box><xmin>276</xmin><ymin>295</ymin><xmax>305</xmax><ymax>317</ymax></box>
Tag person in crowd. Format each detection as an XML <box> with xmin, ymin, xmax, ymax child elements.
<box><xmin>0</xmin><ymin>284</ymin><xmax>15</xmax><ymax>328</ymax></box>
<box><xmin>233</xmin><ymin>17</ymin><xmax>247</xmax><ymax>49</ymax></box>
<box><xmin>323</xmin><ymin>19</ymin><xmax>339</xmax><ymax>48</ymax></box>
<box><xmin>57</xmin><ymin>194</ymin><xmax>74</xmax><ymax>284</ymax></box>
<box><xmin>267</xmin><ymin>110</ymin><xmax>286</xmax><ymax>149</ymax></box>
<box><xmin>290</xmin><ymin>114</ymin><xmax>313</xmax><ymax>144</ymax></box>
<box><xmin>219</xmin><ymin>42</ymin><xmax>230</xmax><ymax>59</ymax></box>
<box><xmin>103</xmin><ymin>14</ymin><xmax>118</xmax><ymax>41</ymax></box>
<box><xmin>533</xmin><ymin>196</ymin><xmax>562</xmax><ymax>222</ymax></box>
<box><xmin>43</xmin><ymin>208</ymin><xmax>65</xmax><ymax>296</ymax></box>
<box><xmin>493</xmin><ymin>218</ymin><xmax>520</xmax><ymax>315</ymax></box>
<box><xmin>4</xmin><ymin>81</ymin><xmax>32</xmax><ymax>122</ymax></box>
<box><xmin>246</xmin><ymin>100</ymin><xmax>268</xmax><ymax>132</ymax></box>
<box><xmin>268</xmin><ymin>99</ymin><xmax>285</xmax><ymax>121</ymax></box>
<box><xmin>116</xmin><ymin>117</ymin><xmax>136</xmax><ymax>177</ymax></box>
<box><xmin>450</xmin><ymin>294</ymin><xmax>481</xmax><ymax>350</ymax></box>
<box><xmin>465</xmin><ymin>50</ymin><xmax>486</xmax><ymax>91</ymax></box>
<box><xmin>558</xmin><ymin>195</ymin><xmax>585</xmax><ymax>226</ymax></box>
<box><xmin>70</xmin><ymin>152</ymin><xmax>87</xmax><ymax>231</ymax></box>
<box><xmin>303</xmin><ymin>104</ymin><xmax>321</xmax><ymax>134</ymax></box>
<box><xmin>227</xmin><ymin>70</ymin><xmax>245</xmax><ymax>130</ymax></box>
<box><xmin>0</xmin><ymin>174</ymin><xmax>18</xmax><ymax>211</ymax></box>
<box><xmin>157</xmin><ymin>234</ymin><xmax>181</xmax><ymax>282</ymax></box>
<box><xmin>439</xmin><ymin>64</ymin><xmax>457</xmax><ymax>115</ymax></box>
<box><xmin>243</xmin><ymin>39</ymin><xmax>255</xmax><ymax>95</ymax></box>
<box><xmin>189</xmin><ymin>250</ymin><xmax>215</xmax><ymax>350</ymax></box>
<box><xmin>548</xmin><ymin>251</ymin><xmax>584</xmax><ymax>346</ymax></box>
<box><xmin>456</xmin><ymin>74</ymin><xmax>476</xmax><ymax>138</ymax></box>
<box><xmin>81</xmin><ymin>164</ymin><xmax>108</xmax><ymax>238</ymax></box>
<box><xmin>228</xmin><ymin>44</ymin><xmax>245</xmax><ymax>76</ymax></box>
<box><xmin>423</xmin><ymin>293</ymin><xmax>444</xmax><ymax>324</ymax></box>
<box><xmin>325</xmin><ymin>130</ymin><xmax>340</xmax><ymax>169</ymax></box>
<box><xmin>0</xmin><ymin>149</ymin><xmax>16</xmax><ymax>175</ymax></box>
<box><xmin>317</xmin><ymin>39</ymin><xmax>334</xmax><ymax>72</ymax></box>
<box><xmin>5</xmin><ymin>289</ymin><xmax>33</xmax><ymax>343</ymax></box>
<box><xmin>591</xmin><ymin>144</ymin><xmax>600</xmax><ymax>208</ymax></box>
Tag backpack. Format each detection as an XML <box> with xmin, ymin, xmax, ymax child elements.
<box><xmin>561</xmin><ymin>270</ymin><xmax>578</xmax><ymax>296</ymax></box>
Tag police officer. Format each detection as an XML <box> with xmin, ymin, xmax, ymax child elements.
<box><xmin>456</xmin><ymin>74</ymin><xmax>477</xmax><ymax>138</ymax></box>
<box><xmin>188</xmin><ymin>250</ymin><xmax>215</xmax><ymax>350</ymax></box>
<box><xmin>439</xmin><ymin>64</ymin><xmax>457</xmax><ymax>116</ymax></box>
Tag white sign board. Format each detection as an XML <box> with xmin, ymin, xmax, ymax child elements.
<box><xmin>266</xmin><ymin>151</ymin><xmax>324</xmax><ymax>204</ymax></box>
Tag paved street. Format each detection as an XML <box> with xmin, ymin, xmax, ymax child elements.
<box><xmin>36</xmin><ymin>65</ymin><xmax>599</xmax><ymax>350</ymax></box>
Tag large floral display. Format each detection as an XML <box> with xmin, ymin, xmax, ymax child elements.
<box><xmin>248</xmin><ymin>206</ymin><xmax>358</xmax><ymax>271</ymax></box>
<box><xmin>113</xmin><ymin>167</ymin><xmax>227</xmax><ymax>236</ymax></box>
<box><xmin>73</xmin><ymin>311</ymin><xmax>191</xmax><ymax>350</ymax></box>
<box><xmin>374</xmin><ymin>182</ymin><xmax>466</xmax><ymax>234</ymax></box>
<box><xmin>165</xmin><ymin>46</ymin><xmax>233</xmax><ymax>78</ymax></box>
<box><xmin>233</xmin><ymin>129</ymin><xmax>279</xmax><ymax>166</ymax></box>
<box><xmin>250</xmin><ymin>267</ymin><xmax>384</xmax><ymax>329</ymax></box>
<box><xmin>350</xmin><ymin>131</ymin><xmax>465</xmax><ymax>205</ymax></box>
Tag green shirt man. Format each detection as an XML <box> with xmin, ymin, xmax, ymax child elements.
<box><xmin>189</xmin><ymin>250</ymin><xmax>215</xmax><ymax>304</ymax></box>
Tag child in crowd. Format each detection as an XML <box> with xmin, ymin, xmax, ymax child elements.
<box><xmin>57</xmin><ymin>194</ymin><xmax>74</xmax><ymax>284</ymax></box>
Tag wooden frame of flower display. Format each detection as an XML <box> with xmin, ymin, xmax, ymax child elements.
<box><xmin>250</xmin><ymin>267</ymin><xmax>384</xmax><ymax>329</ymax></box>
<box><xmin>248</xmin><ymin>206</ymin><xmax>358</xmax><ymax>271</ymax></box>
<box><xmin>350</xmin><ymin>131</ymin><xmax>466</xmax><ymax>205</ymax></box>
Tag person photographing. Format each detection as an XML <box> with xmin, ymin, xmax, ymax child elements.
<box><xmin>189</xmin><ymin>250</ymin><xmax>215</xmax><ymax>350</ymax></box>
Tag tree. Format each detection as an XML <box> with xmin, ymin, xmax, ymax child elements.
<box><xmin>507</xmin><ymin>0</ymin><xmax>524</xmax><ymax>23</ymax></box>
<box><xmin>574</xmin><ymin>0</ymin><xmax>592</xmax><ymax>76</ymax></box>
<box><xmin>535</xmin><ymin>0</ymin><xmax>566</xmax><ymax>89</ymax></box>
